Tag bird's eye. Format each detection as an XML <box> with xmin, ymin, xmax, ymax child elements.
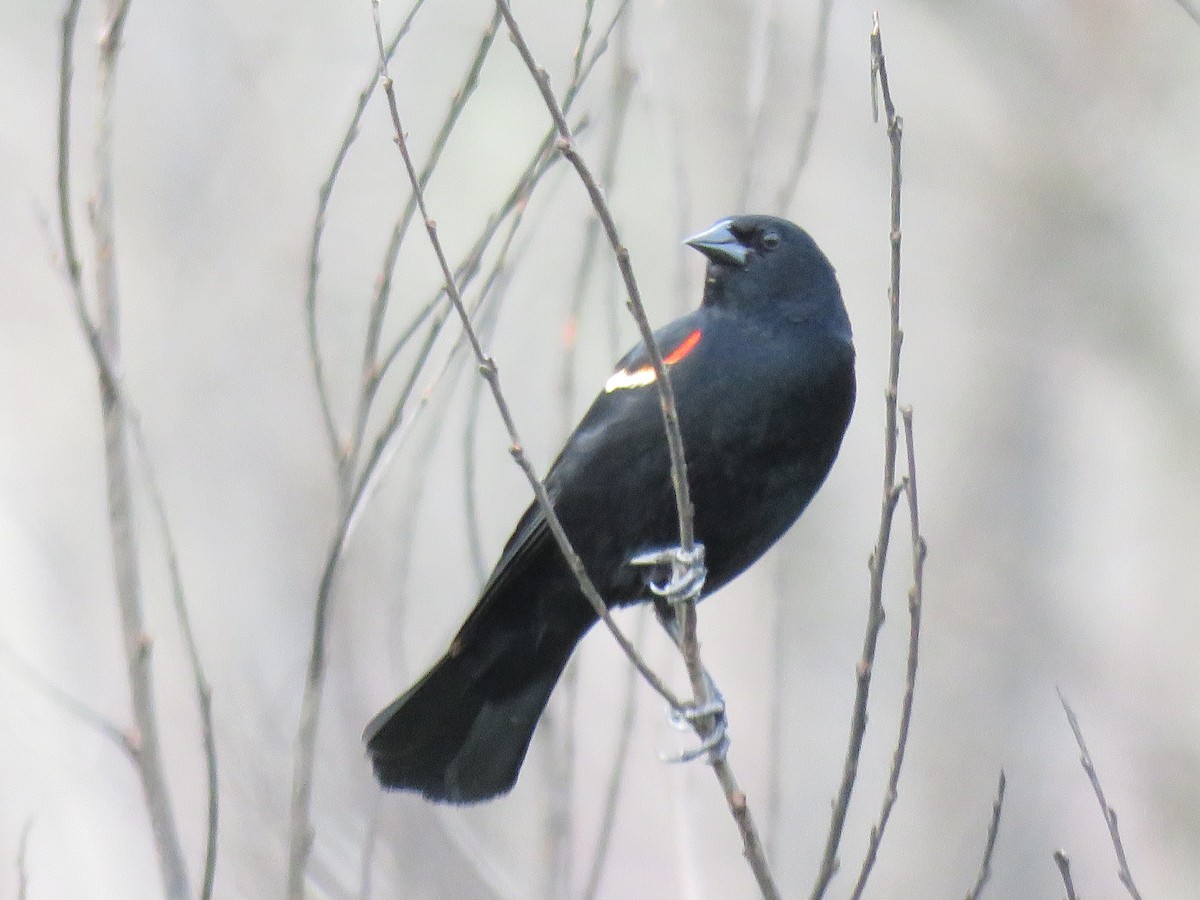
<box><xmin>762</xmin><ymin>231</ymin><xmax>781</xmax><ymax>250</ymax></box>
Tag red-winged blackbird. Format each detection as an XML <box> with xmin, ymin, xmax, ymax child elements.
<box><xmin>366</xmin><ymin>215</ymin><xmax>856</xmax><ymax>803</ymax></box>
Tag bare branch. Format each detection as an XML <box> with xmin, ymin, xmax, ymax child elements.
<box><xmin>1054</xmin><ymin>850</ymin><xmax>1080</xmax><ymax>900</ymax></box>
<box><xmin>811</xmin><ymin>15</ymin><xmax>905</xmax><ymax>897</ymax></box>
<box><xmin>850</xmin><ymin>405</ymin><xmax>926</xmax><ymax>899</ymax></box>
<box><xmin>60</xmin><ymin>0</ymin><xmax>191</xmax><ymax>894</ymax></box>
<box><xmin>305</xmin><ymin>0</ymin><xmax>430</xmax><ymax>469</ymax></box>
<box><xmin>347</xmin><ymin>8</ymin><xmax>503</xmax><ymax>493</ymax></box>
<box><xmin>1058</xmin><ymin>690</ymin><xmax>1144</xmax><ymax>900</ymax></box>
<box><xmin>964</xmin><ymin>771</ymin><xmax>1007</xmax><ymax>900</ymax></box>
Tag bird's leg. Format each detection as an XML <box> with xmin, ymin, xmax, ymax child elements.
<box><xmin>629</xmin><ymin>557</ymin><xmax>729</xmax><ymax>765</ymax></box>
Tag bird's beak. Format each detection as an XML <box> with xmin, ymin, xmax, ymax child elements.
<box><xmin>684</xmin><ymin>219</ymin><xmax>749</xmax><ymax>267</ymax></box>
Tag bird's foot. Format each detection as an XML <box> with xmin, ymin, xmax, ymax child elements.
<box><xmin>630</xmin><ymin>543</ymin><xmax>707</xmax><ymax>605</ymax></box>
<box><xmin>662</xmin><ymin>705</ymin><xmax>729</xmax><ymax>764</ymax></box>
<box><xmin>662</xmin><ymin>674</ymin><xmax>729</xmax><ymax>763</ymax></box>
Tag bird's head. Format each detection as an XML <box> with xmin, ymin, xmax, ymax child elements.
<box><xmin>685</xmin><ymin>215</ymin><xmax>849</xmax><ymax>336</ymax></box>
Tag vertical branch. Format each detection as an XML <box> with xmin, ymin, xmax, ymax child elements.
<box><xmin>963</xmin><ymin>771</ymin><xmax>1007</xmax><ymax>900</ymax></box>
<box><xmin>811</xmin><ymin>15</ymin><xmax>904</xmax><ymax>898</ymax></box>
<box><xmin>849</xmin><ymin>406</ymin><xmax>926</xmax><ymax>899</ymax></box>
<box><xmin>82</xmin><ymin>0</ymin><xmax>191</xmax><ymax>897</ymax></box>
<box><xmin>1058</xmin><ymin>691</ymin><xmax>1144</xmax><ymax>900</ymax></box>
<box><xmin>493</xmin><ymin>3</ymin><xmax>779</xmax><ymax>896</ymax></box>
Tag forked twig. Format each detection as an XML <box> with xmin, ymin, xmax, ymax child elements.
<box><xmin>1058</xmin><ymin>690</ymin><xmax>1144</xmax><ymax>900</ymax></box>
<box><xmin>812</xmin><ymin>15</ymin><xmax>906</xmax><ymax>898</ymax></box>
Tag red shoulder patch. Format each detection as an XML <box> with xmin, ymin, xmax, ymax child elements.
<box><xmin>664</xmin><ymin>329</ymin><xmax>702</xmax><ymax>365</ymax></box>
<box><xmin>605</xmin><ymin>329</ymin><xmax>703</xmax><ymax>393</ymax></box>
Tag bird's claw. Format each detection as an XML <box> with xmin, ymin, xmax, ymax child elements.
<box><xmin>662</xmin><ymin>678</ymin><xmax>728</xmax><ymax>763</ymax></box>
<box><xmin>630</xmin><ymin>543</ymin><xmax>707</xmax><ymax>605</ymax></box>
<box><xmin>667</xmin><ymin>697</ymin><xmax>725</xmax><ymax>729</ymax></box>
<box><xmin>660</xmin><ymin>707</ymin><xmax>730</xmax><ymax>764</ymax></box>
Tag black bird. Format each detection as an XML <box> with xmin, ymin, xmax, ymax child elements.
<box><xmin>365</xmin><ymin>214</ymin><xmax>856</xmax><ymax>803</ymax></box>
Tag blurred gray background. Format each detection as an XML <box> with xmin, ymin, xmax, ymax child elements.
<box><xmin>2</xmin><ymin>0</ymin><xmax>1198</xmax><ymax>897</ymax></box>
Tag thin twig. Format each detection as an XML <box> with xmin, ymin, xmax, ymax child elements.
<box><xmin>0</xmin><ymin>635</ymin><xmax>132</xmax><ymax>755</ymax></box>
<box><xmin>347</xmin><ymin>8</ymin><xmax>502</xmax><ymax>492</ymax></box>
<box><xmin>57</xmin><ymin>0</ymin><xmax>115</xmax><ymax>390</ymax></box>
<box><xmin>775</xmin><ymin>0</ymin><xmax>835</xmax><ymax>211</ymax></box>
<box><xmin>495</xmin><ymin>4</ymin><xmax>780</xmax><ymax>895</ymax></box>
<box><xmin>80</xmin><ymin>1</ymin><xmax>192</xmax><ymax>896</ymax></box>
<box><xmin>764</xmin><ymin>556</ymin><xmax>790</xmax><ymax>864</ymax></box>
<box><xmin>811</xmin><ymin>15</ymin><xmax>904</xmax><ymax>898</ymax></box>
<box><xmin>129</xmin><ymin>418</ymin><xmax>219</xmax><ymax>900</ymax></box>
<box><xmin>384</xmin><ymin>213</ymin><xmax>529</xmax><ymax>673</ymax></box>
<box><xmin>305</xmin><ymin>0</ymin><xmax>429</xmax><ymax>471</ymax></box>
<box><xmin>1058</xmin><ymin>690</ymin><xmax>1144</xmax><ymax>900</ymax></box>
<box><xmin>558</xmin><ymin>14</ymin><xmax>636</xmax><ymax>441</ymax></box>
<box><xmin>1054</xmin><ymin>850</ymin><xmax>1080</xmax><ymax>900</ymax></box>
<box><xmin>60</xmin><ymin>5</ymin><xmax>214</xmax><ymax>891</ymax></box>
<box><xmin>964</xmin><ymin>771</ymin><xmax>1007</xmax><ymax>900</ymax></box>
<box><xmin>368</xmin><ymin>108</ymin><xmax>593</xmax><ymax>472</ymax></box>
<box><xmin>371</xmin><ymin>0</ymin><xmax>625</xmax><ymax>393</ymax></box>
<box><xmin>850</xmin><ymin>406</ymin><xmax>926</xmax><ymax>899</ymax></box>
<box><xmin>462</xmin><ymin>363</ymin><xmax>490</xmax><ymax>586</ymax></box>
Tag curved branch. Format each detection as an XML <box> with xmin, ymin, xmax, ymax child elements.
<box><xmin>812</xmin><ymin>16</ymin><xmax>905</xmax><ymax>897</ymax></box>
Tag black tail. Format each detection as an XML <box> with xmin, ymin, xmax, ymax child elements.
<box><xmin>364</xmin><ymin>608</ymin><xmax>585</xmax><ymax>803</ymax></box>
